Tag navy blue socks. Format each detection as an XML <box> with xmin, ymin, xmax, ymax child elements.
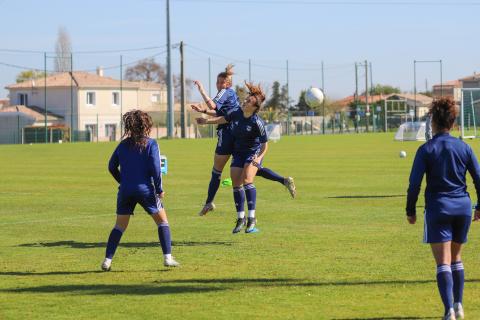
<box><xmin>244</xmin><ymin>183</ymin><xmax>257</xmax><ymax>217</ymax></box>
<box><xmin>436</xmin><ymin>264</ymin><xmax>454</xmax><ymax>315</ymax></box>
<box><xmin>157</xmin><ymin>222</ymin><xmax>172</xmax><ymax>255</ymax></box>
<box><xmin>256</xmin><ymin>167</ymin><xmax>284</xmax><ymax>184</ymax></box>
<box><xmin>105</xmin><ymin>227</ymin><xmax>124</xmax><ymax>259</ymax></box>
<box><xmin>206</xmin><ymin>168</ymin><xmax>222</xmax><ymax>204</ymax></box>
<box><xmin>451</xmin><ymin>261</ymin><xmax>464</xmax><ymax>305</ymax></box>
<box><xmin>233</xmin><ymin>186</ymin><xmax>245</xmax><ymax>218</ymax></box>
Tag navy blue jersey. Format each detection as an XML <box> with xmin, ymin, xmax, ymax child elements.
<box><xmin>406</xmin><ymin>132</ymin><xmax>480</xmax><ymax>216</ymax></box>
<box><xmin>213</xmin><ymin>87</ymin><xmax>240</xmax><ymax>130</ymax></box>
<box><xmin>224</xmin><ymin>108</ymin><xmax>268</xmax><ymax>154</ymax></box>
<box><xmin>108</xmin><ymin>137</ymin><xmax>163</xmax><ymax>194</ymax></box>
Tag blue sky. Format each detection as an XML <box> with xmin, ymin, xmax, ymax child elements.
<box><xmin>1</xmin><ymin>0</ymin><xmax>479</xmax><ymax>102</ymax></box>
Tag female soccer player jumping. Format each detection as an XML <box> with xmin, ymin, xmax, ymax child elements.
<box><xmin>197</xmin><ymin>82</ymin><xmax>268</xmax><ymax>233</ymax></box>
<box><xmin>191</xmin><ymin>64</ymin><xmax>295</xmax><ymax>217</ymax></box>
<box><xmin>406</xmin><ymin>98</ymin><xmax>480</xmax><ymax>320</ymax></box>
<box><xmin>102</xmin><ymin>110</ymin><xmax>179</xmax><ymax>271</ymax></box>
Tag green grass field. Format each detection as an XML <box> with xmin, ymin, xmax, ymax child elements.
<box><xmin>1</xmin><ymin>134</ymin><xmax>480</xmax><ymax>319</ymax></box>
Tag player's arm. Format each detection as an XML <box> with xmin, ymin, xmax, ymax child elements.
<box><xmin>406</xmin><ymin>147</ymin><xmax>427</xmax><ymax>223</ymax></box>
<box><xmin>148</xmin><ymin>141</ymin><xmax>163</xmax><ymax>195</ymax></box>
<box><xmin>191</xmin><ymin>103</ymin><xmax>218</xmax><ymax>116</ymax></box>
<box><xmin>108</xmin><ymin>147</ymin><xmax>121</xmax><ymax>183</ymax></box>
<box><xmin>466</xmin><ymin>146</ymin><xmax>480</xmax><ymax>220</ymax></box>
<box><xmin>252</xmin><ymin>142</ymin><xmax>268</xmax><ymax>167</ymax></box>
<box><xmin>193</xmin><ymin>80</ymin><xmax>216</xmax><ymax>110</ymax></box>
<box><xmin>196</xmin><ymin>116</ymin><xmax>228</xmax><ymax>125</ymax></box>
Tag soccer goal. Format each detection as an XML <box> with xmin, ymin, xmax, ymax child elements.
<box><xmin>460</xmin><ymin>88</ymin><xmax>480</xmax><ymax>139</ymax></box>
<box><xmin>266</xmin><ymin>123</ymin><xmax>281</xmax><ymax>142</ymax></box>
<box><xmin>394</xmin><ymin>121</ymin><xmax>426</xmax><ymax>141</ymax></box>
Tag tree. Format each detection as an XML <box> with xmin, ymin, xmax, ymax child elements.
<box><xmin>264</xmin><ymin>81</ymin><xmax>289</xmax><ymax>111</ymax></box>
<box><xmin>16</xmin><ymin>70</ymin><xmax>47</xmax><ymax>83</ymax></box>
<box><xmin>366</xmin><ymin>84</ymin><xmax>401</xmax><ymax>96</ymax></box>
<box><xmin>293</xmin><ymin>90</ymin><xmax>310</xmax><ymax>112</ymax></box>
<box><xmin>125</xmin><ymin>58</ymin><xmax>166</xmax><ymax>83</ymax></box>
<box><xmin>54</xmin><ymin>26</ymin><xmax>72</xmax><ymax>72</ymax></box>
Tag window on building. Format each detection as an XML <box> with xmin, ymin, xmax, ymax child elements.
<box><xmin>18</xmin><ymin>93</ymin><xmax>28</xmax><ymax>106</ymax></box>
<box><xmin>151</xmin><ymin>94</ymin><xmax>160</xmax><ymax>103</ymax></box>
<box><xmin>85</xmin><ymin>124</ymin><xmax>97</xmax><ymax>141</ymax></box>
<box><xmin>86</xmin><ymin>92</ymin><xmax>96</xmax><ymax>106</ymax></box>
<box><xmin>112</xmin><ymin>92</ymin><xmax>120</xmax><ymax>106</ymax></box>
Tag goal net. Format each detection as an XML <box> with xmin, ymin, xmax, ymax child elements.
<box><xmin>394</xmin><ymin>121</ymin><xmax>426</xmax><ymax>141</ymax></box>
<box><xmin>460</xmin><ymin>88</ymin><xmax>480</xmax><ymax>139</ymax></box>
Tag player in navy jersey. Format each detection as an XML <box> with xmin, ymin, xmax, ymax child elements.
<box><xmin>196</xmin><ymin>82</ymin><xmax>268</xmax><ymax>233</ymax></box>
<box><xmin>406</xmin><ymin>98</ymin><xmax>480</xmax><ymax>320</ymax></box>
<box><xmin>191</xmin><ymin>65</ymin><xmax>296</xmax><ymax>217</ymax></box>
<box><xmin>102</xmin><ymin>110</ymin><xmax>179</xmax><ymax>271</ymax></box>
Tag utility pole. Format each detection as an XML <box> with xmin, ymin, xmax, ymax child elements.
<box><xmin>321</xmin><ymin>61</ymin><xmax>325</xmax><ymax>134</ymax></box>
<box><xmin>44</xmin><ymin>52</ymin><xmax>48</xmax><ymax>143</ymax></box>
<box><xmin>249</xmin><ymin>59</ymin><xmax>252</xmax><ymax>82</ymax></box>
<box><xmin>180</xmin><ymin>41</ymin><xmax>186</xmax><ymax>138</ymax></box>
<box><xmin>355</xmin><ymin>62</ymin><xmax>359</xmax><ymax>133</ymax></box>
<box><xmin>166</xmin><ymin>0</ymin><xmax>174</xmax><ymax>138</ymax></box>
<box><xmin>365</xmin><ymin>60</ymin><xmax>369</xmax><ymax>132</ymax></box>
<box><xmin>70</xmin><ymin>53</ymin><xmax>74</xmax><ymax>142</ymax></box>
<box><xmin>120</xmin><ymin>55</ymin><xmax>123</xmax><ymax>137</ymax></box>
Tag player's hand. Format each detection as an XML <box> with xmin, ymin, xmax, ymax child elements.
<box><xmin>407</xmin><ymin>215</ymin><xmax>416</xmax><ymax>224</ymax></box>
<box><xmin>191</xmin><ymin>104</ymin><xmax>206</xmax><ymax>113</ymax></box>
<box><xmin>473</xmin><ymin>209</ymin><xmax>480</xmax><ymax>221</ymax></box>
<box><xmin>158</xmin><ymin>192</ymin><xmax>165</xmax><ymax>199</ymax></box>
<box><xmin>193</xmin><ymin>80</ymin><xmax>204</xmax><ymax>91</ymax></box>
<box><xmin>251</xmin><ymin>156</ymin><xmax>261</xmax><ymax>168</ymax></box>
<box><xmin>196</xmin><ymin>117</ymin><xmax>207</xmax><ymax>125</ymax></box>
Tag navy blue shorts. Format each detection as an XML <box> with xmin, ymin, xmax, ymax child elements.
<box><xmin>230</xmin><ymin>151</ymin><xmax>263</xmax><ymax>168</ymax></box>
<box><xmin>423</xmin><ymin>210</ymin><xmax>471</xmax><ymax>244</ymax></box>
<box><xmin>116</xmin><ymin>191</ymin><xmax>163</xmax><ymax>215</ymax></box>
<box><xmin>215</xmin><ymin>127</ymin><xmax>234</xmax><ymax>155</ymax></box>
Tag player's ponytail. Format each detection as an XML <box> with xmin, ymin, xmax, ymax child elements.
<box><xmin>217</xmin><ymin>63</ymin><xmax>234</xmax><ymax>87</ymax></box>
<box><xmin>245</xmin><ymin>81</ymin><xmax>266</xmax><ymax>113</ymax></box>
<box><xmin>430</xmin><ymin>97</ymin><xmax>458</xmax><ymax>131</ymax></box>
<box><xmin>122</xmin><ymin>109</ymin><xmax>153</xmax><ymax>150</ymax></box>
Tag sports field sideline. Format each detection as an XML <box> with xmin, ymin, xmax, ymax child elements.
<box><xmin>1</xmin><ymin>134</ymin><xmax>480</xmax><ymax>319</ymax></box>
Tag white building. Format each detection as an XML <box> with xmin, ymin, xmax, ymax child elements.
<box><xmin>5</xmin><ymin>70</ymin><xmax>166</xmax><ymax>141</ymax></box>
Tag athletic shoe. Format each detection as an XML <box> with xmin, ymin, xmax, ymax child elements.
<box><xmin>284</xmin><ymin>177</ymin><xmax>296</xmax><ymax>199</ymax></box>
<box><xmin>101</xmin><ymin>258</ymin><xmax>112</xmax><ymax>271</ymax></box>
<box><xmin>443</xmin><ymin>308</ymin><xmax>456</xmax><ymax>320</ymax></box>
<box><xmin>454</xmin><ymin>303</ymin><xmax>464</xmax><ymax>319</ymax></box>
<box><xmin>245</xmin><ymin>217</ymin><xmax>257</xmax><ymax>233</ymax></box>
<box><xmin>198</xmin><ymin>202</ymin><xmax>216</xmax><ymax>216</ymax></box>
<box><xmin>232</xmin><ymin>217</ymin><xmax>246</xmax><ymax>234</ymax></box>
<box><xmin>164</xmin><ymin>257</ymin><xmax>180</xmax><ymax>267</ymax></box>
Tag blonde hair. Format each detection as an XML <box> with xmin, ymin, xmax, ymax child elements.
<box><xmin>217</xmin><ymin>64</ymin><xmax>234</xmax><ymax>86</ymax></box>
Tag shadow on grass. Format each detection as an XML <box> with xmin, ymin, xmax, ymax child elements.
<box><xmin>326</xmin><ymin>195</ymin><xmax>404</xmax><ymax>199</ymax></box>
<box><xmin>17</xmin><ymin>240</ymin><xmax>232</xmax><ymax>249</ymax></box>
<box><xmin>332</xmin><ymin>317</ymin><xmax>438</xmax><ymax>320</ymax></box>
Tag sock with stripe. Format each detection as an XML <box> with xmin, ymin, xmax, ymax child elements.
<box><xmin>233</xmin><ymin>186</ymin><xmax>245</xmax><ymax>218</ymax></box>
<box><xmin>436</xmin><ymin>264</ymin><xmax>454</xmax><ymax>315</ymax></box>
<box><xmin>157</xmin><ymin>222</ymin><xmax>172</xmax><ymax>255</ymax></box>
<box><xmin>451</xmin><ymin>261</ymin><xmax>464</xmax><ymax>304</ymax></box>
<box><xmin>244</xmin><ymin>183</ymin><xmax>257</xmax><ymax>216</ymax></box>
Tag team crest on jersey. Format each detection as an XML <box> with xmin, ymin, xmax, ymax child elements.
<box><xmin>246</xmin><ymin>126</ymin><xmax>252</xmax><ymax>132</ymax></box>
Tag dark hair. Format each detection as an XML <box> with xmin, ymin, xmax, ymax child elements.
<box><xmin>430</xmin><ymin>97</ymin><xmax>458</xmax><ymax>131</ymax></box>
<box><xmin>245</xmin><ymin>81</ymin><xmax>266</xmax><ymax>113</ymax></box>
<box><xmin>217</xmin><ymin>64</ymin><xmax>234</xmax><ymax>86</ymax></box>
<box><xmin>122</xmin><ymin>109</ymin><xmax>153</xmax><ymax>150</ymax></box>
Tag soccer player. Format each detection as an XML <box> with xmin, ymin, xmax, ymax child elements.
<box><xmin>197</xmin><ymin>82</ymin><xmax>268</xmax><ymax>234</ymax></box>
<box><xmin>191</xmin><ymin>65</ymin><xmax>295</xmax><ymax>217</ymax></box>
<box><xmin>102</xmin><ymin>110</ymin><xmax>179</xmax><ymax>271</ymax></box>
<box><xmin>406</xmin><ymin>97</ymin><xmax>480</xmax><ymax>320</ymax></box>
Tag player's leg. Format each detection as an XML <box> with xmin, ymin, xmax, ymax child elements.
<box><xmin>150</xmin><ymin>208</ymin><xmax>179</xmax><ymax>267</ymax></box>
<box><xmin>256</xmin><ymin>166</ymin><xmax>296</xmax><ymax>198</ymax></box>
<box><xmin>199</xmin><ymin>153</ymin><xmax>231</xmax><ymax>216</ymax></box>
<box><xmin>450</xmin><ymin>214</ymin><xmax>471</xmax><ymax>319</ymax></box>
<box><xmin>102</xmin><ymin>214</ymin><xmax>131</xmax><ymax>271</ymax></box>
<box><xmin>231</xmin><ymin>158</ymin><xmax>246</xmax><ymax>233</ymax></box>
<box><xmin>243</xmin><ymin>162</ymin><xmax>259</xmax><ymax>233</ymax></box>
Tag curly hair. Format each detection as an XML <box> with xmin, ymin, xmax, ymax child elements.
<box><xmin>430</xmin><ymin>97</ymin><xmax>458</xmax><ymax>131</ymax></box>
<box><xmin>122</xmin><ymin>109</ymin><xmax>153</xmax><ymax>150</ymax></box>
<box><xmin>245</xmin><ymin>81</ymin><xmax>266</xmax><ymax>113</ymax></box>
<box><xmin>217</xmin><ymin>64</ymin><xmax>234</xmax><ymax>86</ymax></box>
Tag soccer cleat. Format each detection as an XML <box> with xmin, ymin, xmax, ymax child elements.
<box><xmin>245</xmin><ymin>217</ymin><xmax>257</xmax><ymax>233</ymax></box>
<box><xmin>232</xmin><ymin>217</ymin><xmax>246</xmax><ymax>234</ymax></box>
<box><xmin>443</xmin><ymin>308</ymin><xmax>456</xmax><ymax>320</ymax></box>
<box><xmin>198</xmin><ymin>202</ymin><xmax>216</xmax><ymax>216</ymax></box>
<box><xmin>284</xmin><ymin>177</ymin><xmax>296</xmax><ymax>199</ymax></box>
<box><xmin>101</xmin><ymin>258</ymin><xmax>112</xmax><ymax>271</ymax></box>
<box><xmin>454</xmin><ymin>303</ymin><xmax>464</xmax><ymax>319</ymax></box>
<box><xmin>164</xmin><ymin>257</ymin><xmax>180</xmax><ymax>267</ymax></box>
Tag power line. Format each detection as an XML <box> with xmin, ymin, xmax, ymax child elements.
<box><xmin>173</xmin><ymin>0</ymin><xmax>480</xmax><ymax>5</ymax></box>
<box><xmin>0</xmin><ymin>45</ymin><xmax>166</xmax><ymax>55</ymax></box>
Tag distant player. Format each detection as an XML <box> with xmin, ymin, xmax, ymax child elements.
<box><xmin>425</xmin><ymin>109</ymin><xmax>433</xmax><ymax>141</ymax></box>
<box><xmin>191</xmin><ymin>64</ymin><xmax>295</xmax><ymax>217</ymax></box>
<box><xmin>102</xmin><ymin>110</ymin><xmax>179</xmax><ymax>271</ymax></box>
<box><xmin>406</xmin><ymin>97</ymin><xmax>480</xmax><ymax>320</ymax></box>
<box><xmin>197</xmin><ymin>82</ymin><xmax>268</xmax><ymax>233</ymax></box>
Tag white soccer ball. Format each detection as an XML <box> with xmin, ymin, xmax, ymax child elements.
<box><xmin>305</xmin><ymin>87</ymin><xmax>324</xmax><ymax>108</ymax></box>
<box><xmin>399</xmin><ymin>151</ymin><xmax>407</xmax><ymax>158</ymax></box>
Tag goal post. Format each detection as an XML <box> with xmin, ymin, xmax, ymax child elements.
<box><xmin>460</xmin><ymin>88</ymin><xmax>480</xmax><ymax>139</ymax></box>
